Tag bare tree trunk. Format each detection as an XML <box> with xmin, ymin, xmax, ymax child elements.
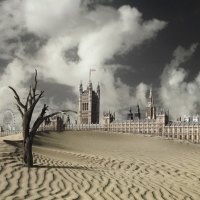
<box><xmin>9</xmin><ymin>70</ymin><xmax>69</xmax><ymax>168</ymax></box>
<box><xmin>24</xmin><ymin>136</ymin><xmax>33</xmax><ymax>167</ymax></box>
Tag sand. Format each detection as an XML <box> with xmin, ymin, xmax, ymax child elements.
<box><xmin>0</xmin><ymin>131</ymin><xmax>200</xmax><ymax>200</ymax></box>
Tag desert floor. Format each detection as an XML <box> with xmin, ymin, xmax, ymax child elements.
<box><xmin>0</xmin><ymin>131</ymin><xmax>200</xmax><ymax>200</ymax></box>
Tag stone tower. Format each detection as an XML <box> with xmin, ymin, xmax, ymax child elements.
<box><xmin>78</xmin><ymin>81</ymin><xmax>100</xmax><ymax>124</ymax></box>
<box><xmin>146</xmin><ymin>87</ymin><xmax>156</xmax><ymax>119</ymax></box>
<box><xmin>156</xmin><ymin>109</ymin><xmax>169</xmax><ymax>135</ymax></box>
<box><xmin>156</xmin><ymin>110</ymin><xmax>168</xmax><ymax>126</ymax></box>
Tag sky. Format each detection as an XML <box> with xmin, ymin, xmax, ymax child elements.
<box><xmin>0</xmin><ymin>0</ymin><xmax>200</xmax><ymax>126</ymax></box>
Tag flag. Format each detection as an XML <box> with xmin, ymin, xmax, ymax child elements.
<box><xmin>90</xmin><ymin>69</ymin><xmax>96</xmax><ymax>72</ymax></box>
<box><xmin>89</xmin><ymin>68</ymin><xmax>96</xmax><ymax>81</ymax></box>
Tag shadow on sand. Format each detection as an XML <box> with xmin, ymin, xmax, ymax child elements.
<box><xmin>33</xmin><ymin>164</ymin><xmax>93</xmax><ymax>171</ymax></box>
<box><xmin>3</xmin><ymin>137</ymin><xmax>93</xmax><ymax>171</ymax></box>
<box><xmin>3</xmin><ymin>139</ymin><xmax>23</xmax><ymax>147</ymax></box>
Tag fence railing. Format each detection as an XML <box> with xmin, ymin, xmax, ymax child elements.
<box><xmin>0</xmin><ymin>131</ymin><xmax>22</xmax><ymax>137</ymax></box>
<box><xmin>65</xmin><ymin>123</ymin><xmax>104</xmax><ymax>131</ymax></box>
<box><xmin>1</xmin><ymin>123</ymin><xmax>200</xmax><ymax>144</ymax></box>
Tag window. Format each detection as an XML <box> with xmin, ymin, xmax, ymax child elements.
<box><xmin>184</xmin><ymin>135</ymin><xmax>187</xmax><ymax>140</ymax></box>
<box><xmin>82</xmin><ymin>103</ymin><xmax>88</xmax><ymax>111</ymax></box>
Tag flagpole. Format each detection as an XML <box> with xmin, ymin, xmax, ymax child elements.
<box><xmin>89</xmin><ymin>68</ymin><xmax>96</xmax><ymax>82</ymax></box>
<box><xmin>89</xmin><ymin>68</ymin><xmax>91</xmax><ymax>82</ymax></box>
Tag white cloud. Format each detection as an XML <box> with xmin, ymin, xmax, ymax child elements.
<box><xmin>159</xmin><ymin>43</ymin><xmax>200</xmax><ymax>119</ymax></box>
<box><xmin>0</xmin><ymin>0</ymin><xmax>24</xmax><ymax>59</ymax></box>
<box><xmin>135</xmin><ymin>83</ymin><xmax>148</xmax><ymax>107</ymax></box>
<box><xmin>0</xmin><ymin>0</ymin><xmax>166</xmax><ymax>123</ymax></box>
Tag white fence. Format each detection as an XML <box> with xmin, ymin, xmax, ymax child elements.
<box><xmin>2</xmin><ymin>122</ymin><xmax>199</xmax><ymax>144</ymax></box>
<box><xmin>0</xmin><ymin>131</ymin><xmax>22</xmax><ymax>137</ymax></box>
<box><xmin>65</xmin><ymin>123</ymin><xmax>104</xmax><ymax>131</ymax></box>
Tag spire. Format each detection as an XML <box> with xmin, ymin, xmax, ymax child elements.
<box><xmin>127</xmin><ymin>107</ymin><xmax>133</xmax><ymax>120</ymax></box>
<box><xmin>97</xmin><ymin>82</ymin><xmax>100</xmax><ymax>96</ymax></box>
<box><xmin>79</xmin><ymin>81</ymin><xmax>83</xmax><ymax>93</ymax></box>
<box><xmin>135</xmin><ymin>104</ymin><xmax>141</xmax><ymax>119</ymax></box>
<box><xmin>148</xmin><ymin>87</ymin><xmax>153</xmax><ymax>105</ymax></box>
<box><xmin>149</xmin><ymin>87</ymin><xmax>152</xmax><ymax>98</ymax></box>
<box><xmin>97</xmin><ymin>82</ymin><xmax>100</xmax><ymax>91</ymax></box>
<box><xmin>137</xmin><ymin>104</ymin><xmax>140</xmax><ymax>113</ymax></box>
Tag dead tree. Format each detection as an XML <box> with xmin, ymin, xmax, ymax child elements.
<box><xmin>9</xmin><ymin>70</ymin><xmax>59</xmax><ymax>167</ymax></box>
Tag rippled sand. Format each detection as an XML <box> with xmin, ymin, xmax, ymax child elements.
<box><xmin>1</xmin><ymin>131</ymin><xmax>200</xmax><ymax>199</ymax></box>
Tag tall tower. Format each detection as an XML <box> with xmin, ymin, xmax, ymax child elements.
<box><xmin>97</xmin><ymin>83</ymin><xmax>100</xmax><ymax>122</ymax></box>
<box><xmin>78</xmin><ymin>81</ymin><xmax>100</xmax><ymax>124</ymax></box>
<box><xmin>135</xmin><ymin>104</ymin><xmax>141</xmax><ymax>119</ymax></box>
<box><xmin>78</xmin><ymin>82</ymin><xmax>83</xmax><ymax>123</ymax></box>
<box><xmin>146</xmin><ymin>87</ymin><xmax>156</xmax><ymax>119</ymax></box>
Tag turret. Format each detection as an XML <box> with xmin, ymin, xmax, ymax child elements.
<box><xmin>88</xmin><ymin>81</ymin><xmax>93</xmax><ymax>92</ymax></box>
<box><xmin>88</xmin><ymin>81</ymin><xmax>93</xmax><ymax>123</ymax></box>
<box><xmin>146</xmin><ymin>87</ymin><xmax>156</xmax><ymax>119</ymax></box>
<box><xmin>79</xmin><ymin>81</ymin><xmax>83</xmax><ymax>94</ymax></box>
<box><xmin>135</xmin><ymin>104</ymin><xmax>141</xmax><ymax>119</ymax></box>
<box><xmin>78</xmin><ymin>81</ymin><xmax>83</xmax><ymax>124</ymax></box>
<box><xmin>148</xmin><ymin>87</ymin><xmax>153</xmax><ymax>107</ymax></box>
<box><xmin>103</xmin><ymin>111</ymin><xmax>115</xmax><ymax>127</ymax></box>
<box><xmin>97</xmin><ymin>83</ymin><xmax>100</xmax><ymax>97</ymax></box>
<box><xmin>127</xmin><ymin>108</ymin><xmax>133</xmax><ymax>120</ymax></box>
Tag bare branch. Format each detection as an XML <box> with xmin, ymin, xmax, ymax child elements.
<box><xmin>29</xmin><ymin>88</ymin><xmax>33</xmax><ymax>107</ymax></box>
<box><xmin>16</xmin><ymin>104</ymin><xmax>24</xmax><ymax>118</ymax></box>
<box><xmin>42</xmin><ymin>112</ymin><xmax>59</xmax><ymax>121</ymax></box>
<box><xmin>32</xmin><ymin>104</ymin><xmax>48</xmax><ymax>129</ymax></box>
<box><xmin>61</xmin><ymin>109</ymin><xmax>77</xmax><ymax>114</ymax></box>
<box><xmin>25</xmin><ymin>86</ymin><xmax>31</xmax><ymax>109</ymax></box>
<box><xmin>32</xmin><ymin>91</ymin><xmax>44</xmax><ymax>108</ymax></box>
<box><xmin>32</xmin><ymin>69</ymin><xmax>38</xmax><ymax>100</ymax></box>
<box><xmin>26</xmin><ymin>90</ymin><xmax>45</xmax><ymax>130</ymax></box>
<box><xmin>8</xmin><ymin>86</ymin><xmax>25</xmax><ymax>109</ymax></box>
<box><xmin>31</xmin><ymin>107</ymin><xmax>59</xmax><ymax>136</ymax></box>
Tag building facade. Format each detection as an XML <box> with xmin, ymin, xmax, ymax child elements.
<box><xmin>103</xmin><ymin>87</ymin><xmax>200</xmax><ymax>143</ymax></box>
<box><xmin>78</xmin><ymin>81</ymin><xmax>100</xmax><ymax>124</ymax></box>
<box><xmin>103</xmin><ymin>110</ymin><xmax>200</xmax><ymax>143</ymax></box>
<box><xmin>38</xmin><ymin>85</ymin><xmax>200</xmax><ymax>144</ymax></box>
<box><xmin>39</xmin><ymin>114</ymin><xmax>65</xmax><ymax>131</ymax></box>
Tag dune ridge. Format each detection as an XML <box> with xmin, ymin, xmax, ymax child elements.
<box><xmin>0</xmin><ymin>131</ymin><xmax>200</xmax><ymax>199</ymax></box>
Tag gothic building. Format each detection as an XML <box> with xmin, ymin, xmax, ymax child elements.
<box><xmin>146</xmin><ymin>88</ymin><xmax>156</xmax><ymax>119</ymax></box>
<box><xmin>39</xmin><ymin>114</ymin><xmax>65</xmax><ymax>131</ymax></box>
<box><xmin>78</xmin><ymin>81</ymin><xmax>100</xmax><ymax>124</ymax></box>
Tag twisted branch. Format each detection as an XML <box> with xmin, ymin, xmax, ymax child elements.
<box><xmin>8</xmin><ymin>86</ymin><xmax>25</xmax><ymax>109</ymax></box>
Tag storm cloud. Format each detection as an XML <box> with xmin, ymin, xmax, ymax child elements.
<box><xmin>159</xmin><ymin>43</ymin><xmax>200</xmax><ymax>119</ymax></box>
<box><xmin>0</xmin><ymin>0</ymin><xmax>167</xmax><ymax>125</ymax></box>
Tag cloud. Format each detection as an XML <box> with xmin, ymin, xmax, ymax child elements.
<box><xmin>159</xmin><ymin>43</ymin><xmax>200</xmax><ymax>119</ymax></box>
<box><xmin>0</xmin><ymin>0</ymin><xmax>24</xmax><ymax>60</ymax></box>
<box><xmin>0</xmin><ymin>0</ymin><xmax>166</xmax><ymax>125</ymax></box>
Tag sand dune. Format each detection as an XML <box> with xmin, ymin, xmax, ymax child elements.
<box><xmin>1</xmin><ymin>131</ymin><xmax>200</xmax><ymax>199</ymax></box>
